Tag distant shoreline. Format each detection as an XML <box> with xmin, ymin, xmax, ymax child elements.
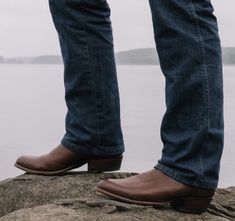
<box><xmin>0</xmin><ymin>63</ymin><xmax>234</xmax><ymax>66</ymax></box>
<box><xmin>1</xmin><ymin>47</ymin><xmax>235</xmax><ymax>65</ymax></box>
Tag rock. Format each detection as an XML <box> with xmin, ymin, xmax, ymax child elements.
<box><xmin>0</xmin><ymin>172</ymin><xmax>234</xmax><ymax>221</ymax></box>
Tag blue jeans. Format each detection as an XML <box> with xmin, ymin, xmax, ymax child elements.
<box><xmin>49</xmin><ymin>0</ymin><xmax>224</xmax><ymax>190</ymax></box>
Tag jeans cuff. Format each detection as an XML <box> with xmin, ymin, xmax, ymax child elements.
<box><xmin>155</xmin><ymin>163</ymin><xmax>217</xmax><ymax>190</ymax></box>
<box><xmin>61</xmin><ymin>138</ymin><xmax>125</xmax><ymax>157</ymax></box>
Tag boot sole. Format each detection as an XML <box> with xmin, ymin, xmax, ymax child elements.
<box><xmin>14</xmin><ymin>155</ymin><xmax>123</xmax><ymax>176</ymax></box>
<box><xmin>96</xmin><ymin>187</ymin><xmax>212</xmax><ymax>214</ymax></box>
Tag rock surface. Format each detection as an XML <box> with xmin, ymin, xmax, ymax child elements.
<box><xmin>0</xmin><ymin>172</ymin><xmax>234</xmax><ymax>221</ymax></box>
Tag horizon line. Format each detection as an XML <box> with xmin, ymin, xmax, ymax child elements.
<box><xmin>1</xmin><ymin>46</ymin><xmax>235</xmax><ymax>59</ymax></box>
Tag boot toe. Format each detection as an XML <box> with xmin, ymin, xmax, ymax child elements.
<box><xmin>15</xmin><ymin>155</ymin><xmax>29</xmax><ymax>167</ymax></box>
<box><xmin>15</xmin><ymin>155</ymin><xmax>38</xmax><ymax>171</ymax></box>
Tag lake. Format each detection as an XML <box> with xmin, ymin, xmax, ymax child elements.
<box><xmin>0</xmin><ymin>64</ymin><xmax>234</xmax><ymax>188</ymax></box>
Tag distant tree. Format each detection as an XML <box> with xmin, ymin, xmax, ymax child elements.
<box><xmin>223</xmin><ymin>47</ymin><xmax>235</xmax><ymax>65</ymax></box>
<box><xmin>6</xmin><ymin>58</ymin><xmax>22</xmax><ymax>64</ymax></box>
<box><xmin>0</xmin><ymin>56</ymin><xmax>4</xmax><ymax>64</ymax></box>
<box><xmin>32</xmin><ymin>55</ymin><xmax>63</xmax><ymax>64</ymax></box>
<box><xmin>115</xmin><ymin>48</ymin><xmax>159</xmax><ymax>65</ymax></box>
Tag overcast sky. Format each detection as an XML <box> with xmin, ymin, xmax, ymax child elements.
<box><xmin>0</xmin><ymin>0</ymin><xmax>234</xmax><ymax>57</ymax></box>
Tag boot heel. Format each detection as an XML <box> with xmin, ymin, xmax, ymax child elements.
<box><xmin>170</xmin><ymin>197</ymin><xmax>212</xmax><ymax>214</ymax></box>
<box><xmin>88</xmin><ymin>155</ymin><xmax>123</xmax><ymax>173</ymax></box>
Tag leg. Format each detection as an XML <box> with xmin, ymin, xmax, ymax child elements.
<box><xmin>15</xmin><ymin>0</ymin><xmax>124</xmax><ymax>175</ymax></box>
<box><xmin>150</xmin><ymin>0</ymin><xmax>223</xmax><ymax>189</ymax></box>
<box><xmin>49</xmin><ymin>0</ymin><xmax>124</xmax><ymax>156</ymax></box>
<box><xmin>97</xmin><ymin>0</ymin><xmax>223</xmax><ymax>213</ymax></box>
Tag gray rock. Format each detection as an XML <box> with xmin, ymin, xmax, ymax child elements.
<box><xmin>0</xmin><ymin>172</ymin><xmax>234</xmax><ymax>221</ymax></box>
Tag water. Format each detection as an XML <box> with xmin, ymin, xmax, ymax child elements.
<box><xmin>0</xmin><ymin>64</ymin><xmax>234</xmax><ymax>188</ymax></box>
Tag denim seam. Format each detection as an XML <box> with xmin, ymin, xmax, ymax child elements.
<box><xmin>188</xmin><ymin>2</ymin><xmax>210</xmax><ymax>130</ymax></box>
<box><xmin>79</xmin><ymin>10</ymin><xmax>102</xmax><ymax>151</ymax></box>
<box><xmin>188</xmin><ymin>1</ymin><xmax>211</xmax><ymax>178</ymax></box>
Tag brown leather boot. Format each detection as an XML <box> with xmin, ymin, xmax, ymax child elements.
<box><xmin>96</xmin><ymin>169</ymin><xmax>215</xmax><ymax>214</ymax></box>
<box><xmin>15</xmin><ymin>144</ymin><xmax>123</xmax><ymax>175</ymax></box>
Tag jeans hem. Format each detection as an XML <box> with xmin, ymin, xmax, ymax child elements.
<box><xmin>61</xmin><ymin>138</ymin><xmax>125</xmax><ymax>157</ymax></box>
<box><xmin>155</xmin><ymin>163</ymin><xmax>217</xmax><ymax>190</ymax></box>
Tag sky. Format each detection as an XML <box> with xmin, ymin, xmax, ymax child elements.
<box><xmin>0</xmin><ymin>0</ymin><xmax>234</xmax><ymax>57</ymax></box>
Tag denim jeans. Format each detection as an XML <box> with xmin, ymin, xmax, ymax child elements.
<box><xmin>49</xmin><ymin>0</ymin><xmax>224</xmax><ymax>190</ymax></box>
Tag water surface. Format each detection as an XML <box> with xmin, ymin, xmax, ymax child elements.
<box><xmin>0</xmin><ymin>64</ymin><xmax>234</xmax><ymax>187</ymax></box>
